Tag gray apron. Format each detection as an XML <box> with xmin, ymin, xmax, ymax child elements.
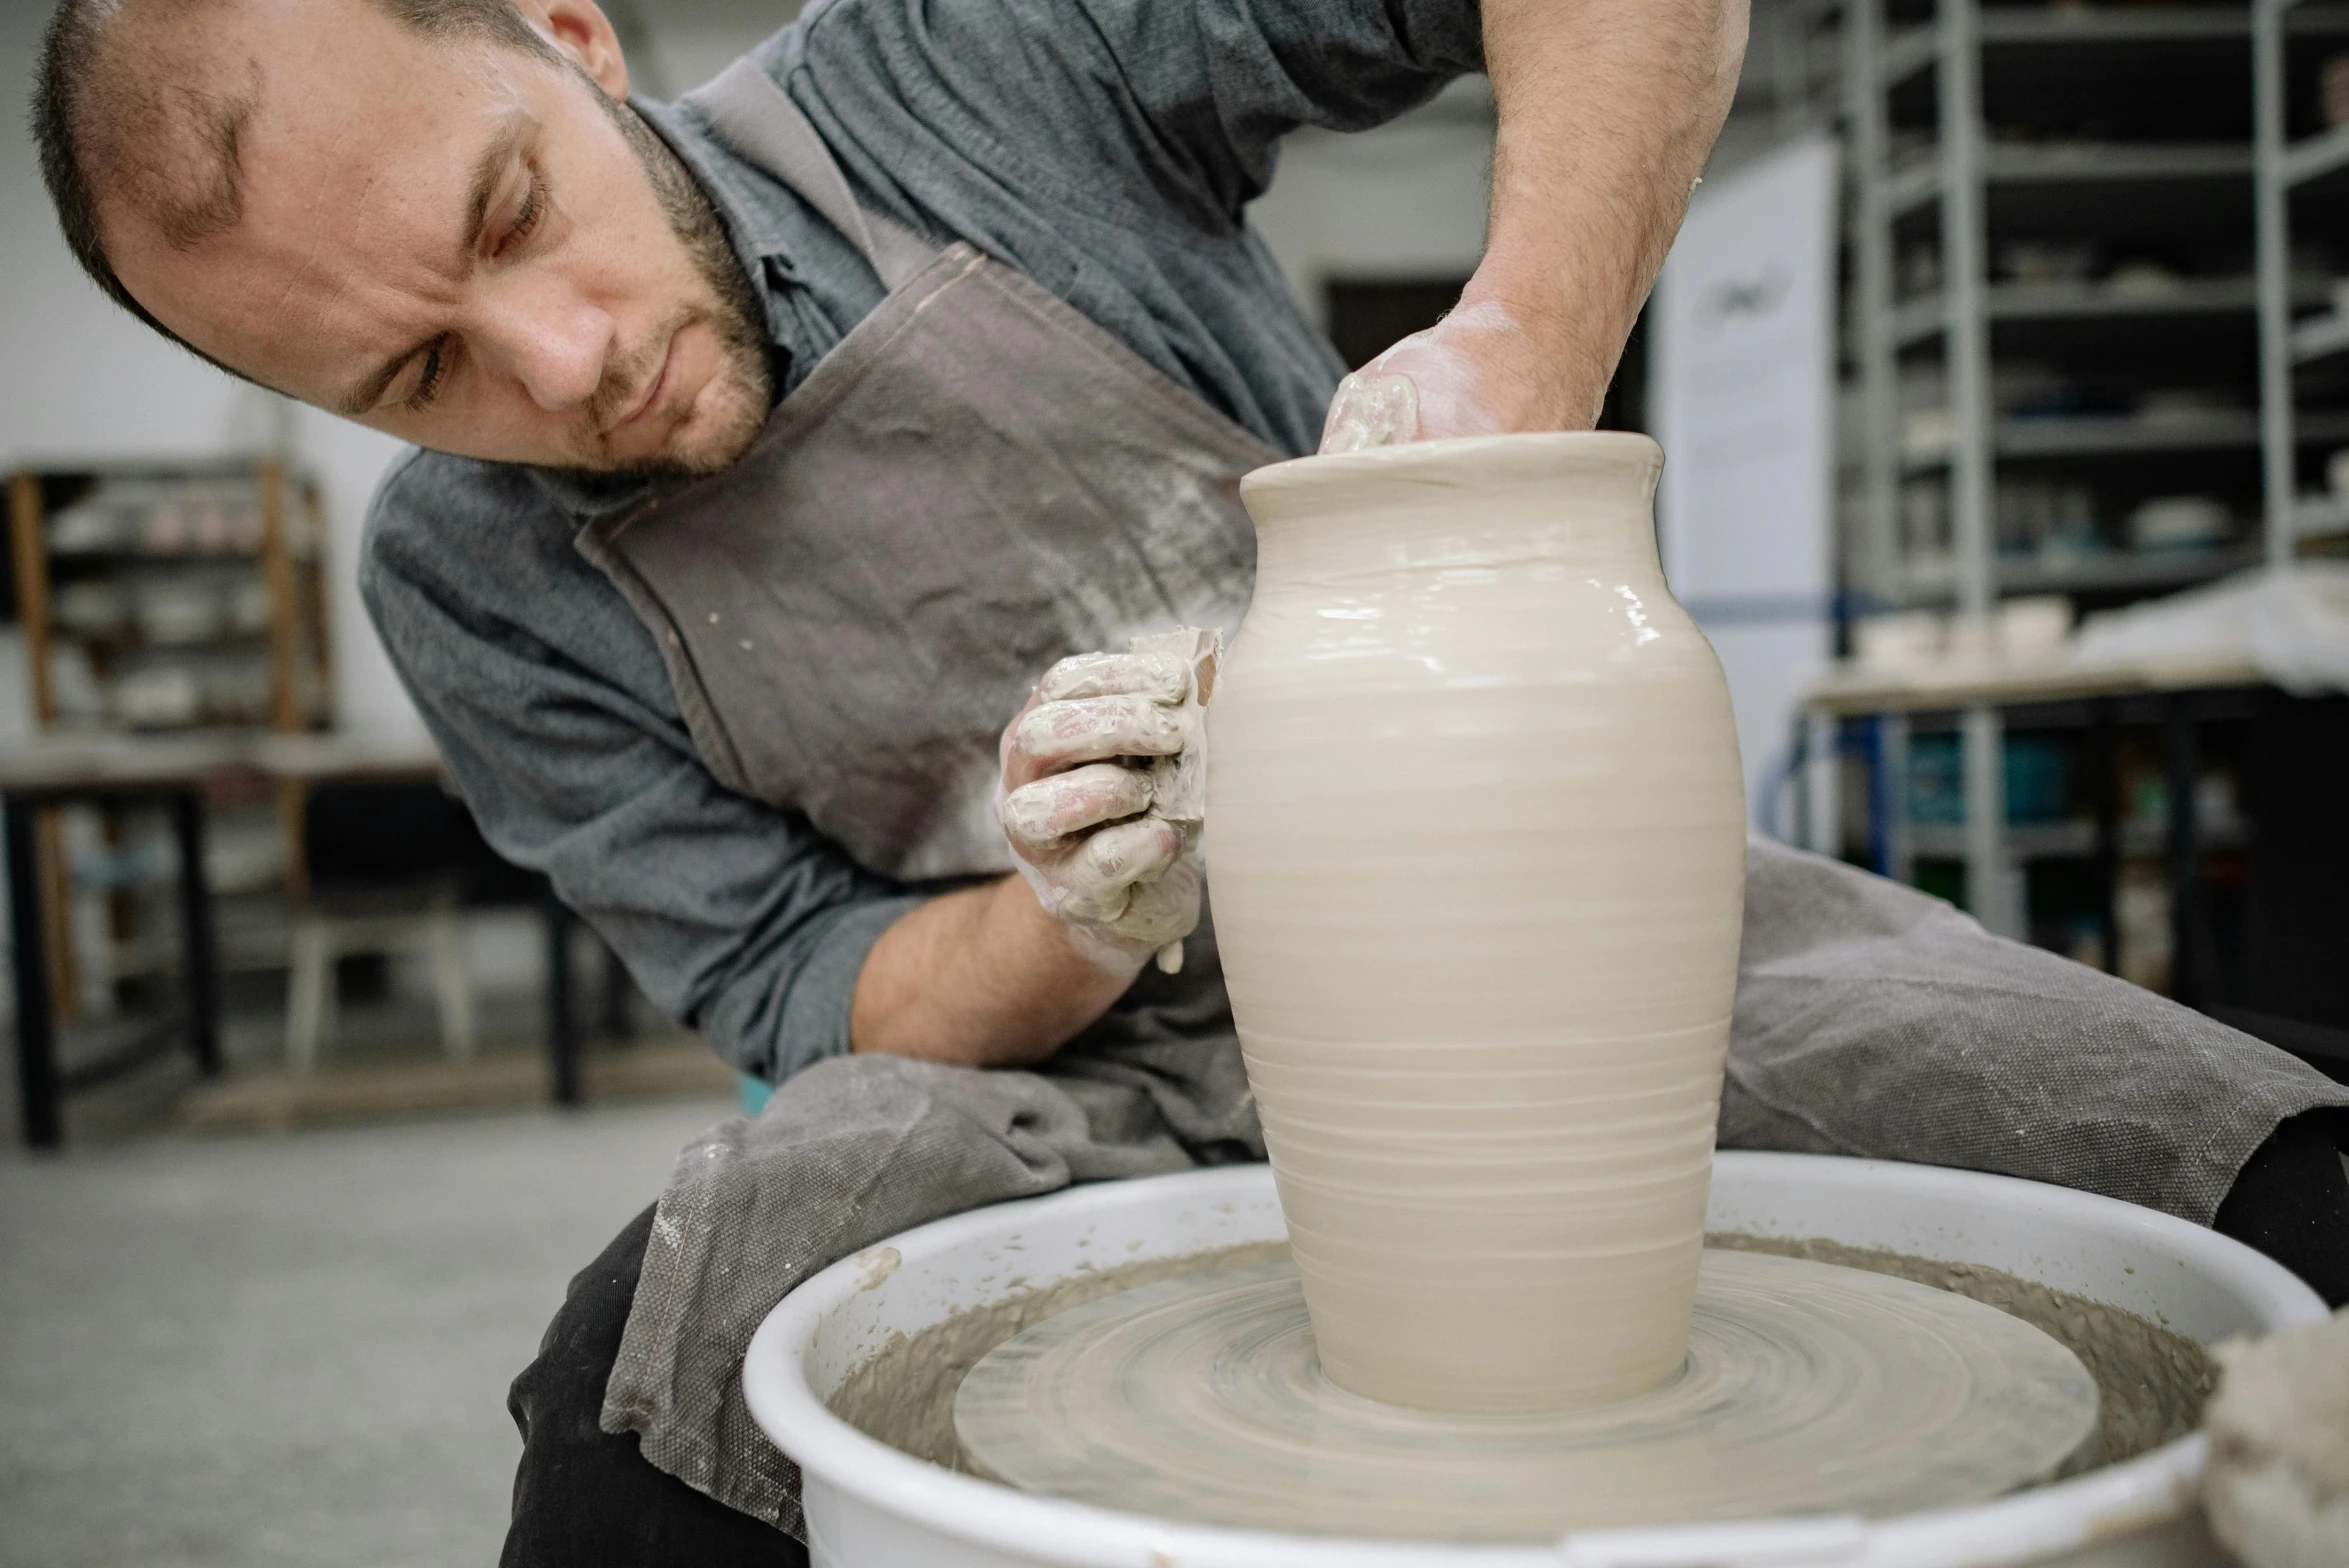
<box><xmin>595</xmin><ymin>70</ymin><xmax>1282</xmax><ymax>1526</ymax></box>
<box><xmin>580</xmin><ymin>59</ymin><xmax>1278</xmax><ymax>884</ymax></box>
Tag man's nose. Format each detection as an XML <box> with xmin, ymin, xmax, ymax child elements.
<box><xmin>479</xmin><ymin>285</ymin><xmax>616</xmax><ymax>412</ymax></box>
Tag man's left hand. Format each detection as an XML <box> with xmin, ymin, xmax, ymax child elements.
<box><xmin>1320</xmin><ymin>298</ymin><xmax>1595</xmax><ymax>453</ymax></box>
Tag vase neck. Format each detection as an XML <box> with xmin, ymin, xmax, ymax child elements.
<box><xmin>1244</xmin><ymin>439</ymin><xmax>1667</xmax><ymax>586</ymax></box>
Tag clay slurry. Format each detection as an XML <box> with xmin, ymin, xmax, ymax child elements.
<box><xmin>949</xmin><ymin>1248</ymin><xmax>2100</xmax><ymax>1540</ymax></box>
<box><xmin>827</xmin><ymin>1236</ymin><xmax>2214</xmax><ymax>1542</ymax></box>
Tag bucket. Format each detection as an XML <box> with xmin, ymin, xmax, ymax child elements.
<box><xmin>742</xmin><ymin>1154</ymin><xmax>2326</xmax><ymax>1568</ymax></box>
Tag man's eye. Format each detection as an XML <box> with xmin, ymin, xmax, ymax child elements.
<box><xmin>498</xmin><ymin>176</ymin><xmax>545</xmax><ymax>257</ymax></box>
<box><xmin>404</xmin><ymin>340</ymin><xmax>451</xmax><ymax>411</ymax></box>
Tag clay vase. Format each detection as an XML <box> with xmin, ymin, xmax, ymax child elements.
<box><xmin>1206</xmin><ymin>432</ymin><xmax>1747</xmax><ymax>1413</ymax></box>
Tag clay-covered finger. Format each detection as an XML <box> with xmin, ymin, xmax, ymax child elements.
<box><xmin>1038</xmin><ymin>650</ymin><xmax>1189</xmax><ymax>706</ymax></box>
<box><xmin>999</xmin><ymin>763</ymin><xmax>1154</xmax><ymax>845</ymax></box>
<box><xmin>1066</xmin><ymin>818</ymin><xmax>1181</xmax><ymax>907</ymax></box>
<box><xmin>1319</xmin><ymin>369</ymin><xmax>1419</xmax><ymax>454</ymax></box>
<box><xmin>1014</xmin><ymin>695</ymin><xmax>1191</xmax><ymax>768</ymax></box>
<box><xmin>1112</xmin><ymin>854</ymin><xmax>1202</xmax><ymax>948</ymax></box>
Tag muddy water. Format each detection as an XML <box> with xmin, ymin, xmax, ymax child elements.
<box><xmin>828</xmin><ymin>1235</ymin><xmax>2214</xmax><ymax>1485</ymax></box>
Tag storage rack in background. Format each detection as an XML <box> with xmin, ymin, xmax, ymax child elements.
<box><xmin>9</xmin><ymin>458</ymin><xmax>330</xmax><ymax>737</ymax></box>
<box><xmin>1837</xmin><ymin>1</ymin><xmax>2349</xmax><ymax>974</ymax></box>
<box><xmin>7</xmin><ymin>457</ymin><xmax>332</xmax><ymax>1026</ymax></box>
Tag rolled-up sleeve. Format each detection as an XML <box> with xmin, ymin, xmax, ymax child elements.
<box><xmin>359</xmin><ymin>451</ymin><xmax>922</xmax><ymax>1084</ymax></box>
<box><xmin>1085</xmin><ymin>0</ymin><xmax>1491</xmax><ymax>214</ymax></box>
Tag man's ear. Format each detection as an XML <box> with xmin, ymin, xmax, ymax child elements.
<box><xmin>516</xmin><ymin>0</ymin><xmax>629</xmax><ymax>99</ymax></box>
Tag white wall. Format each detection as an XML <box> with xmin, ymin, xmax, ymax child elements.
<box><xmin>1249</xmin><ymin>81</ymin><xmax>1495</xmax><ymax>323</ymax></box>
<box><xmin>617</xmin><ymin>0</ymin><xmax>801</xmax><ymax>97</ymax></box>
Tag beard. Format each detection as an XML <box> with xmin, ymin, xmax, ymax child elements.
<box><xmin>557</xmin><ymin>90</ymin><xmax>776</xmax><ymax>482</ymax></box>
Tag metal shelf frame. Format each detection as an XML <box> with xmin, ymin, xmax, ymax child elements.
<box><xmin>1838</xmin><ymin>0</ymin><xmax>2310</xmax><ymax>941</ymax></box>
<box><xmin>1892</xmin><ymin>276</ymin><xmax>2297</xmax><ymax>349</ymax></box>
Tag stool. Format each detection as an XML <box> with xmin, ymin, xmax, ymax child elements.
<box><xmin>285</xmin><ymin>881</ymin><xmax>476</xmax><ymax>1070</ymax></box>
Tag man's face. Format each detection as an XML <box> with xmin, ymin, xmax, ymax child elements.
<box><xmin>105</xmin><ymin>0</ymin><xmax>772</xmax><ymax>475</ymax></box>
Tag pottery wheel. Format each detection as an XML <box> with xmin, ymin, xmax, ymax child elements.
<box><xmin>954</xmin><ymin>1248</ymin><xmax>2099</xmax><ymax>1541</ymax></box>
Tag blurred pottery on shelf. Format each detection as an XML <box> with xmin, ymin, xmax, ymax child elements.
<box><xmin>2102</xmin><ymin>260</ymin><xmax>2182</xmax><ymax>299</ymax></box>
<box><xmin>2327</xmin><ymin>447</ymin><xmax>2349</xmax><ymax>502</ymax></box>
<box><xmin>1854</xmin><ymin>610</ymin><xmax>1949</xmax><ymax>674</ymax></box>
<box><xmin>2134</xmin><ymin>390</ymin><xmax>2237</xmax><ymax>429</ymax></box>
<box><xmin>110</xmin><ymin>665</ymin><xmax>202</xmax><ymax>729</ymax></box>
<box><xmin>2127</xmin><ymin>495</ymin><xmax>2231</xmax><ymax>555</ymax></box>
<box><xmin>50</xmin><ymin>581</ymin><xmax>128</xmax><ymax>637</ymax></box>
<box><xmin>2323</xmin><ymin>52</ymin><xmax>2349</xmax><ymax>128</ymax></box>
<box><xmin>133</xmin><ymin>581</ymin><xmax>228</xmax><ymax>645</ymax></box>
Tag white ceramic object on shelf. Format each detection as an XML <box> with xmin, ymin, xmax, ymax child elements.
<box><xmin>1204</xmin><ymin>432</ymin><xmax>1747</xmax><ymax>1411</ymax></box>
<box><xmin>743</xmin><ymin>1154</ymin><xmax>2327</xmax><ymax>1568</ymax></box>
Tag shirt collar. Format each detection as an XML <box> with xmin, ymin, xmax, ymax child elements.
<box><xmin>632</xmin><ymin>94</ymin><xmax>799</xmax><ymax>350</ymax></box>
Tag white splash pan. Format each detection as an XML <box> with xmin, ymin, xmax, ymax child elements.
<box><xmin>743</xmin><ymin>1152</ymin><xmax>2326</xmax><ymax>1568</ymax></box>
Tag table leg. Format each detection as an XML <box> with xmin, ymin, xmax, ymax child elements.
<box><xmin>1804</xmin><ymin>710</ymin><xmax>1840</xmax><ymax>856</ymax></box>
<box><xmin>6</xmin><ymin>797</ymin><xmax>61</xmax><ymax>1149</ymax></box>
<box><xmin>544</xmin><ymin>892</ymin><xmax>582</xmax><ymax>1107</ymax></box>
<box><xmin>2091</xmin><ymin>699</ymin><xmax>2120</xmax><ymax>976</ymax></box>
<box><xmin>1874</xmin><ymin>713</ymin><xmax>1913</xmax><ymax>887</ymax></box>
<box><xmin>1865</xmin><ymin>715</ymin><xmax>1894</xmax><ymax>878</ymax></box>
<box><xmin>169</xmin><ymin>789</ymin><xmax>222</xmax><ymax>1077</ymax></box>
<box><xmin>2165</xmin><ymin>695</ymin><xmax>2201</xmax><ymax>1008</ymax></box>
<box><xmin>1962</xmin><ymin>706</ymin><xmax>2016</xmax><ymax>939</ymax></box>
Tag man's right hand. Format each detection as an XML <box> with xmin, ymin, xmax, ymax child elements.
<box><xmin>995</xmin><ymin>648</ymin><xmax>1203</xmax><ymax>970</ymax></box>
<box><xmin>847</xmin><ymin>647</ymin><xmax>1206</xmax><ymax>1069</ymax></box>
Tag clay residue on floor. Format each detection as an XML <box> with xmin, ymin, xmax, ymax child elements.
<box><xmin>827</xmin><ymin>1241</ymin><xmax>1288</xmax><ymax>1469</ymax></box>
<box><xmin>1710</xmin><ymin>1232</ymin><xmax>2216</xmax><ymax>1469</ymax></box>
<box><xmin>827</xmin><ymin>1233</ymin><xmax>2215</xmax><ymax>1481</ymax></box>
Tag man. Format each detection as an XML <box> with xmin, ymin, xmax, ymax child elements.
<box><xmin>34</xmin><ymin>0</ymin><xmax>2349</xmax><ymax>1562</ymax></box>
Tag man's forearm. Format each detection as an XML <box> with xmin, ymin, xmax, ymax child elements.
<box><xmin>1469</xmin><ymin>0</ymin><xmax>1748</xmax><ymax>428</ymax></box>
<box><xmin>848</xmin><ymin>876</ymin><xmax>1136</xmax><ymax>1068</ymax></box>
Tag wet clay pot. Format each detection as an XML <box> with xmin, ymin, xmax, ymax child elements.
<box><xmin>1206</xmin><ymin>432</ymin><xmax>1747</xmax><ymax>1413</ymax></box>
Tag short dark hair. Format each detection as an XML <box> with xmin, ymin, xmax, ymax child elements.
<box><xmin>31</xmin><ymin>0</ymin><xmax>550</xmax><ymax>368</ymax></box>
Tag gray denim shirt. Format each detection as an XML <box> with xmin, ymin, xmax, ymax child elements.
<box><xmin>359</xmin><ymin>0</ymin><xmax>1483</xmax><ymax>1082</ymax></box>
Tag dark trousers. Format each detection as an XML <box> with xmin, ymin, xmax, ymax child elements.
<box><xmin>503</xmin><ymin>1207</ymin><xmax>806</xmax><ymax>1568</ymax></box>
<box><xmin>502</xmin><ymin>1115</ymin><xmax>2349</xmax><ymax>1568</ymax></box>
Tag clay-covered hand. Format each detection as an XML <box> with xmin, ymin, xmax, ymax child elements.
<box><xmin>1320</xmin><ymin>299</ymin><xmax>1599</xmax><ymax>453</ymax></box>
<box><xmin>996</xmin><ymin>650</ymin><xmax>1202</xmax><ymax>969</ymax></box>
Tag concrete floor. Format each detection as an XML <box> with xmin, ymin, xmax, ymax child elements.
<box><xmin>0</xmin><ymin>1096</ymin><xmax>731</xmax><ymax>1568</ymax></box>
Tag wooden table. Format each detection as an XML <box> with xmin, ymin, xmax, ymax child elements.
<box><xmin>1799</xmin><ymin>654</ymin><xmax>2274</xmax><ymax>1005</ymax></box>
<box><xmin>1</xmin><ymin>734</ymin><xmax>247</xmax><ymax>1147</ymax></box>
<box><xmin>0</xmin><ymin>730</ymin><xmax>596</xmax><ymax>1148</ymax></box>
<box><xmin>1803</xmin><ymin>652</ymin><xmax>2266</xmax><ymax>718</ymax></box>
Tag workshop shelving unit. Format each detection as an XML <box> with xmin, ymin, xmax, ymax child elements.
<box><xmin>9</xmin><ymin>458</ymin><xmax>330</xmax><ymax>738</ymax></box>
<box><xmin>6</xmin><ymin>457</ymin><xmax>331</xmax><ymax>1024</ymax></box>
<box><xmin>1836</xmin><ymin>1</ymin><xmax>2347</xmax><ymax>971</ymax></box>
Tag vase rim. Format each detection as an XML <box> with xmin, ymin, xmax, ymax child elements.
<box><xmin>1241</xmin><ymin>431</ymin><xmax>1664</xmax><ymax>510</ymax></box>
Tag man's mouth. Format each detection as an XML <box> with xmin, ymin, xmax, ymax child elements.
<box><xmin>609</xmin><ymin>331</ymin><xmax>681</xmax><ymax>438</ymax></box>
